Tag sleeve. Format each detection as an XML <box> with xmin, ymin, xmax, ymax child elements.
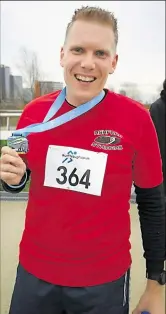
<box><xmin>149</xmin><ymin>102</ymin><xmax>157</xmax><ymax>120</ymax></box>
<box><xmin>150</xmin><ymin>101</ymin><xmax>166</xmax><ymax>195</ymax></box>
<box><xmin>132</xmin><ymin>110</ymin><xmax>163</xmax><ymax>188</ymax></box>
<box><xmin>1</xmin><ymin>169</ymin><xmax>31</xmax><ymax>193</ymax></box>
<box><xmin>135</xmin><ymin>183</ymin><xmax>165</xmax><ymax>274</ymax></box>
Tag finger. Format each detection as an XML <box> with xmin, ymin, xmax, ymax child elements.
<box><xmin>0</xmin><ymin>171</ymin><xmax>20</xmax><ymax>183</ymax></box>
<box><xmin>0</xmin><ymin>163</ymin><xmax>24</xmax><ymax>176</ymax></box>
<box><xmin>1</xmin><ymin>146</ymin><xmax>20</xmax><ymax>158</ymax></box>
<box><xmin>1</xmin><ymin>154</ymin><xmax>25</xmax><ymax>168</ymax></box>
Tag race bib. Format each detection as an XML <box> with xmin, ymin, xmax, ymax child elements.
<box><xmin>44</xmin><ymin>145</ymin><xmax>108</xmax><ymax>196</ymax></box>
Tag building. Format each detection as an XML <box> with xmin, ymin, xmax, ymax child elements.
<box><xmin>39</xmin><ymin>81</ymin><xmax>63</xmax><ymax>96</ymax></box>
<box><xmin>0</xmin><ymin>65</ymin><xmax>23</xmax><ymax>102</ymax></box>
<box><xmin>10</xmin><ymin>75</ymin><xmax>23</xmax><ymax>100</ymax></box>
<box><xmin>0</xmin><ymin>65</ymin><xmax>11</xmax><ymax>101</ymax></box>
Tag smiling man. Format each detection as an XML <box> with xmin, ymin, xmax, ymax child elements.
<box><xmin>61</xmin><ymin>13</ymin><xmax>118</xmax><ymax>106</ymax></box>
<box><xmin>0</xmin><ymin>6</ymin><xmax>165</xmax><ymax>314</ymax></box>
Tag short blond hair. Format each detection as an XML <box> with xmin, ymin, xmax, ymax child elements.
<box><xmin>65</xmin><ymin>6</ymin><xmax>118</xmax><ymax>49</ymax></box>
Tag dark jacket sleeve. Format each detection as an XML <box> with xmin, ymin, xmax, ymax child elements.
<box><xmin>135</xmin><ymin>183</ymin><xmax>166</xmax><ymax>275</ymax></box>
<box><xmin>1</xmin><ymin>169</ymin><xmax>31</xmax><ymax>193</ymax></box>
<box><xmin>150</xmin><ymin>98</ymin><xmax>166</xmax><ymax>195</ymax></box>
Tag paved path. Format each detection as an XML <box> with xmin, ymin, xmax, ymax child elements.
<box><xmin>0</xmin><ymin>202</ymin><xmax>164</xmax><ymax>314</ymax></box>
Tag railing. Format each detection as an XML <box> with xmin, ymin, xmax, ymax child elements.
<box><xmin>0</xmin><ymin>112</ymin><xmax>22</xmax><ymax>139</ymax></box>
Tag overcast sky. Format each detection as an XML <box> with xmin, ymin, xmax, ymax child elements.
<box><xmin>1</xmin><ymin>1</ymin><xmax>165</xmax><ymax>100</ymax></box>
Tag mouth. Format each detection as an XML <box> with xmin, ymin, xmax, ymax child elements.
<box><xmin>74</xmin><ymin>74</ymin><xmax>97</xmax><ymax>83</ymax></box>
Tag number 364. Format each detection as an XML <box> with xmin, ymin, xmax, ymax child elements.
<box><xmin>56</xmin><ymin>166</ymin><xmax>91</xmax><ymax>189</ymax></box>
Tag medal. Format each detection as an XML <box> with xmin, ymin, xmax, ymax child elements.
<box><xmin>9</xmin><ymin>88</ymin><xmax>105</xmax><ymax>155</ymax></box>
<box><xmin>7</xmin><ymin>135</ymin><xmax>29</xmax><ymax>154</ymax></box>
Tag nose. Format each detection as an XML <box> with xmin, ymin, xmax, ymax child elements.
<box><xmin>80</xmin><ymin>53</ymin><xmax>95</xmax><ymax>71</ymax></box>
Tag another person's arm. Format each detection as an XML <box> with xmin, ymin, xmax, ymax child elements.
<box><xmin>132</xmin><ymin>109</ymin><xmax>165</xmax><ymax>278</ymax></box>
<box><xmin>150</xmin><ymin>100</ymin><xmax>166</xmax><ymax>196</ymax></box>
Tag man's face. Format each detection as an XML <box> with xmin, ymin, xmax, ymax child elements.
<box><xmin>60</xmin><ymin>20</ymin><xmax>118</xmax><ymax>104</ymax></box>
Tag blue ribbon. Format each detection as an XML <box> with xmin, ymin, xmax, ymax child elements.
<box><xmin>12</xmin><ymin>87</ymin><xmax>105</xmax><ymax>137</ymax></box>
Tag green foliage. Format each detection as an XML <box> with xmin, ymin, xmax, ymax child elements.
<box><xmin>0</xmin><ymin>140</ymin><xmax>7</xmax><ymax>149</ymax></box>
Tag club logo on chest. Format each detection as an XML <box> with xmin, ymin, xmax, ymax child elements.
<box><xmin>91</xmin><ymin>130</ymin><xmax>123</xmax><ymax>150</ymax></box>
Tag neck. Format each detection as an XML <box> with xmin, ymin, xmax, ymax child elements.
<box><xmin>65</xmin><ymin>87</ymin><xmax>105</xmax><ymax>107</ymax></box>
<box><xmin>65</xmin><ymin>95</ymin><xmax>86</xmax><ymax>107</ymax></box>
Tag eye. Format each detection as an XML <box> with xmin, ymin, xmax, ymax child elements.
<box><xmin>95</xmin><ymin>50</ymin><xmax>106</xmax><ymax>57</ymax></box>
<box><xmin>72</xmin><ymin>47</ymin><xmax>84</xmax><ymax>54</ymax></box>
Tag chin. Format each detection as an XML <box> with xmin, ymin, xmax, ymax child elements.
<box><xmin>77</xmin><ymin>90</ymin><xmax>94</xmax><ymax>100</ymax></box>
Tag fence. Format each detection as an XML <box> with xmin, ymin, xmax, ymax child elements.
<box><xmin>0</xmin><ymin>111</ymin><xmax>22</xmax><ymax>139</ymax></box>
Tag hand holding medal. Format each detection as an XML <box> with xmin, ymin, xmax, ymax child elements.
<box><xmin>0</xmin><ymin>145</ymin><xmax>26</xmax><ymax>186</ymax></box>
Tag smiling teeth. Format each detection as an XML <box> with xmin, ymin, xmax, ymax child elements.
<box><xmin>76</xmin><ymin>75</ymin><xmax>95</xmax><ymax>82</ymax></box>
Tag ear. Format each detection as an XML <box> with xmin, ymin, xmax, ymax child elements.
<box><xmin>109</xmin><ymin>54</ymin><xmax>118</xmax><ymax>74</ymax></box>
<box><xmin>60</xmin><ymin>47</ymin><xmax>65</xmax><ymax>67</ymax></box>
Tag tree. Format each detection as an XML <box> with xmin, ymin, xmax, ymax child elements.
<box><xmin>118</xmin><ymin>89</ymin><xmax>126</xmax><ymax>96</ymax></box>
<box><xmin>120</xmin><ymin>82</ymin><xmax>142</xmax><ymax>102</ymax></box>
<box><xmin>16</xmin><ymin>47</ymin><xmax>44</xmax><ymax>99</ymax></box>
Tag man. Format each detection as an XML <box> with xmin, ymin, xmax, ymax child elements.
<box><xmin>0</xmin><ymin>6</ymin><xmax>165</xmax><ymax>314</ymax></box>
<box><xmin>150</xmin><ymin>79</ymin><xmax>166</xmax><ymax>197</ymax></box>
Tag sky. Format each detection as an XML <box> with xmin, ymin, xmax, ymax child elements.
<box><xmin>1</xmin><ymin>1</ymin><xmax>165</xmax><ymax>101</ymax></box>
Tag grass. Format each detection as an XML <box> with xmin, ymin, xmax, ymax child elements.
<box><xmin>22</xmin><ymin>180</ymin><xmax>30</xmax><ymax>192</ymax></box>
<box><xmin>0</xmin><ymin>139</ymin><xmax>7</xmax><ymax>149</ymax></box>
<box><xmin>0</xmin><ymin>139</ymin><xmax>30</xmax><ymax>192</ymax></box>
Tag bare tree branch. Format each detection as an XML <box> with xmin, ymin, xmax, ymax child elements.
<box><xmin>16</xmin><ymin>47</ymin><xmax>44</xmax><ymax>99</ymax></box>
<box><xmin>120</xmin><ymin>82</ymin><xmax>141</xmax><ymax>101</ymax></box>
